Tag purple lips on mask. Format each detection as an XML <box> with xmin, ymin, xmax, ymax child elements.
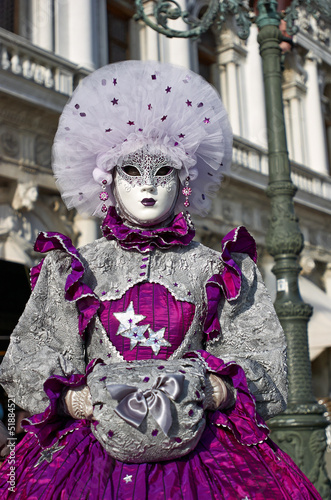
<box><xmin>141</xmin><ymin>198</ymin><xmax>156</xmax><ymax>206</ymax></box>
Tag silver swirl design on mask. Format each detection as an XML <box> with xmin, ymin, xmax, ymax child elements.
<box><xmin>117</xmin><ymin>146</ymin><xmax>177</xmax><ymax>188</ymax></box>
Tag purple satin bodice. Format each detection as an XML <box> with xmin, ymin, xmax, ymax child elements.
<box><xmin>99</xmin><ymin>282</ymin><xmax>195</xmax><ymax>361</ymax></box>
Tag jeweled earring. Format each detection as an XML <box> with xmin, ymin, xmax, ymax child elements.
<box><xmin>182</xmin><ymin>177</ymin><xmax>192</xmax><ymax>208</ymax></box>
<box><xmin>99</xmin><ymin>179</ymin><xmax>109</xmax><ymax>214</ymax></box>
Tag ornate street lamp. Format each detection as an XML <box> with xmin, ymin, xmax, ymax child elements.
<box><xmin>134</xmin><ymin>0</ymin><xmax>331</xmax><ymax>497</ymax></box>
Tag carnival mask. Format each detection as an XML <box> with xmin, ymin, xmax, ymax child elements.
<box><xmin>114</xmin><ymin>148</ymin><xmax>179</xmax><ymax>226</ymax></box>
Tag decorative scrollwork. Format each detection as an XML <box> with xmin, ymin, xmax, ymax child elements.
<box><xmin>134</xmin><ymin>0</ymin><xmax>219</xmax><ymax>39</ymax></box>
<box><xmin>135</xmin><ymin>0</ymin><xmax>331</xmax><ymax>40</ymax></box>
<box><xmin>284</xmin><ymin>0</ymin><xmax>331</xmax><ymax>36</ymax></box>
<box><xmin>134</xmin><ymin>0</ymin><xmax>253</xmax><ymax>40</ymax></box>
<box><xmin>0</xmin><ymin>131</ymin><xmax>19</xmax><ymax>158</ymax></box>
<box><xmin>218</xmin><ymin>0</ymin><xmax>253</xmax><ymax>39</ymax></box>
<box><xmin>274</xmin><ymin>301</ymin><xmax>313</xmax><ymax>319</ymax></box>
<box><xmin>284</xmin><ymin>403</ymin><xmax>326</xmax><ymax>415</ymax></box>
<box><xmin>271</xmin><ymin>430</ymin><xmax>305</xmax><ymax>468</ymax></box>
<box><xmin>283</xmin><ymin>0</ymin><xmax>300</xmax><ymax>35</ymax></box>
<box><xmin>154</xmin><ymin>0</ymin><xmax>182</xmax><ymax>28</ymax></box>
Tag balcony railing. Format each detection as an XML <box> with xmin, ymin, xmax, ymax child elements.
<box><xmin>233</xmin><ymin>137</ymin><xmax>331</xmax><ymax>208</ymax></box>
<box><xmin>0</xmin><ymin>28</ymin><xmax>89</xmax><ymax>98</ymax></box>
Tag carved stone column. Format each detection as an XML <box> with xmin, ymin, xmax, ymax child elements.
<box><xmin>282</xmin><ymin>60</ymin><xmax>308</xmax><ymax>165</ymax></box>
<box><xmin>139</xmin><ymin>0</ymin><xmax>191</xmax><ymax>67</ymax></box>
<box><xmin>216</xmin><ymin>30</ymin><xmax>247</xmax><ymax>136</ymax></box>
<box><xmin>138</xmin><ymin>0</ymin><xmax>161</xmax><ymax>61</ymax></box>
<box><xmin>323</xmin><ymin>264</ymin><xmax>331</xmax><ymax>299</ymax></box>
<box><xmin>164</xmin><ymin>0</ymin><xmax>191</xmax><ymax>67</ymax></box>
<box><xmin>74</xmin><ymin>213</ymin><xmax>100</xmax><ymax>248</ymax></box>
<box><xmin>304</xmin><ymin>52</ymin><xmax>329</xmax><ymax>175</ymax></box>
<box><xmin>245</xmin><ymin>24</ymin><xmax>268</xmax><ymax>148</ymax></box>
<box><xmin>30</xmin><ymin>0</ymin><xmax>54</xmax><ymax>51</ymax></box>
<box><xmin>55</xmin><ymin>0</ymin><xmax>107</xmax><ymax>70</ymax></box>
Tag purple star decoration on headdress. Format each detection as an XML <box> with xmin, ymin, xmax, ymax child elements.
<box><xmin>53</xmin><ymin>60</ymin><xmax>233</xmax><ymax>219</ymax></box>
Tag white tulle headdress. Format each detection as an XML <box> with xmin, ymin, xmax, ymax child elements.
<box><xmin>53</xmin><ymin>60</ymin><xmax>233</xmax><ymax>218</ymax></box>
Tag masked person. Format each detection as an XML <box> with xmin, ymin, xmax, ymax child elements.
<box><xmin>0</xmin><ymin>61</ymin><xmax>322</xmax><ymax>499</ymax></box>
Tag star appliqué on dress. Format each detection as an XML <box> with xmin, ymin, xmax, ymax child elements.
<box><xmin>123</xmin><ymin>474</ymin><xmax>133</xmax><ymax>483</ymax></box>
<box><xmin>122</xmin><ymin>324</ymin><xmax>149</xmax><ymax>350</ymax></box>
<box><xmin>113</xmin><ymin>302</ymin><xmax>147</xmax><ymax>335</ymax></box>
<box><xmin>144</xmin><ymin>328</ymin><xmax>171</xmax><ymax>355</ymax></box>
<box><xmin>113</xmin><ymin>302</ymin><xmax>149</xmax><ymax>350</ymax></box>
<box><xmin>113</xmin><ymin>302</ymin><xmax>171</xmax><ymax>353</ymax></box>
<box><xmin>34</xmin><ymin>442</ymin><xmax>66</xmax><ymax>468</ymax></box>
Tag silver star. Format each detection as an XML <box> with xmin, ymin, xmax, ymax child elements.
<box><xmin>113</xmin><ymin>302</ymin><xmax>146</xmax><ymax>335</ymax></box>
<box><xmin>113</xmin><ymin>302</ymin><xmax>149</xmax><ymax>349</ymax></box>
<box><xmin>123</xmin><ymin>474</ymin><xmax>133</xmax><ymax>483</ymax></box>
<box><xmin>144</xmin><ymin>327</ymin><xmax>171</xmax><ymax>355</ymax></box>
<box><xmin>121</xmin><ymin>324</ymin><xmax>149</xmax><ymax>350</ymax></box>
<box><xmin>34</xmin><ymin>442</ymin><xmax>66</xmax><ymax>468</ymax></box>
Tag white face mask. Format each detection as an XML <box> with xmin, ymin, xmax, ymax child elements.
<box><xmin>114</xmin><ymin>148</ymin><xmax>179</xmax><ymax>226</ymax></box>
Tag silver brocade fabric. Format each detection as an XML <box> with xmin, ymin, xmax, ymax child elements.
<box><xmin>0</xmin><ymin>239</ymin><xmax>287</xmax><ymax>421</ymax></box>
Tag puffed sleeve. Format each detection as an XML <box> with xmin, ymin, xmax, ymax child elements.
<box><xmin>0</xmin><ymin>233</ymin><xmax>99</xmax><ymax>416</ymax></box>
<box><xmin>204</xmin><ymin>228</ymin><xmax>287</xmax><ymax>421</ymax></box>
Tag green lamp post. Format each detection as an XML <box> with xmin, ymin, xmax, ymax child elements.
<box><xmin>134</xmin><ymin>0</ymin><xmax>331</xmax><ymax>497</ymax></box>
<box><xmin>255</xmin><ymin>2</ymin><xmax>330</xmax><ymax>498</ymax></box>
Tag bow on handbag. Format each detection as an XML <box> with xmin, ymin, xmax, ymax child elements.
<box><xmin>106</xmin><ymin>373</ymin><xmax>185</xmax><ymax>436</ymax></box>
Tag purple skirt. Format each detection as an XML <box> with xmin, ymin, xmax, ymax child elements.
<box><xmin>0</xmin><ymin>419</ymin><xmax>322</xmax><ymax>500</ymax></box>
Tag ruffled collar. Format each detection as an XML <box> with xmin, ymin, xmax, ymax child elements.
<box><xmin>101</xmin><ymin>207</ymin><xmax>195</xmax><ymax>253</ymax></box>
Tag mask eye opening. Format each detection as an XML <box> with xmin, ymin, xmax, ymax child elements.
<box><xmin>122</xmin><ymin>165</ymin><xmax>141</xmax><ymax>177</ymax></box>
<box><xmin>155</xmin><ymin>166</ymin><xmax>173</xmax><ymax>176</ymax></box>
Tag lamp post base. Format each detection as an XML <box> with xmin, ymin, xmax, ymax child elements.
<box><xmin>269</xmin><ymin>407</ymin><xmax>331</xmax><ymax>499</ymax></box>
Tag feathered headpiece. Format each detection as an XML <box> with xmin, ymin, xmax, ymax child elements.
<box><xmin>53</xmin><ymin>60</ymin><xmax>232</xmax><ymax>218</ymax></box>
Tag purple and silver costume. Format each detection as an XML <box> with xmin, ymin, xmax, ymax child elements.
<box><xmin>0</xmin><ymin>208</ymin><xmax>321</xmax><ymax>499</ymax></box>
